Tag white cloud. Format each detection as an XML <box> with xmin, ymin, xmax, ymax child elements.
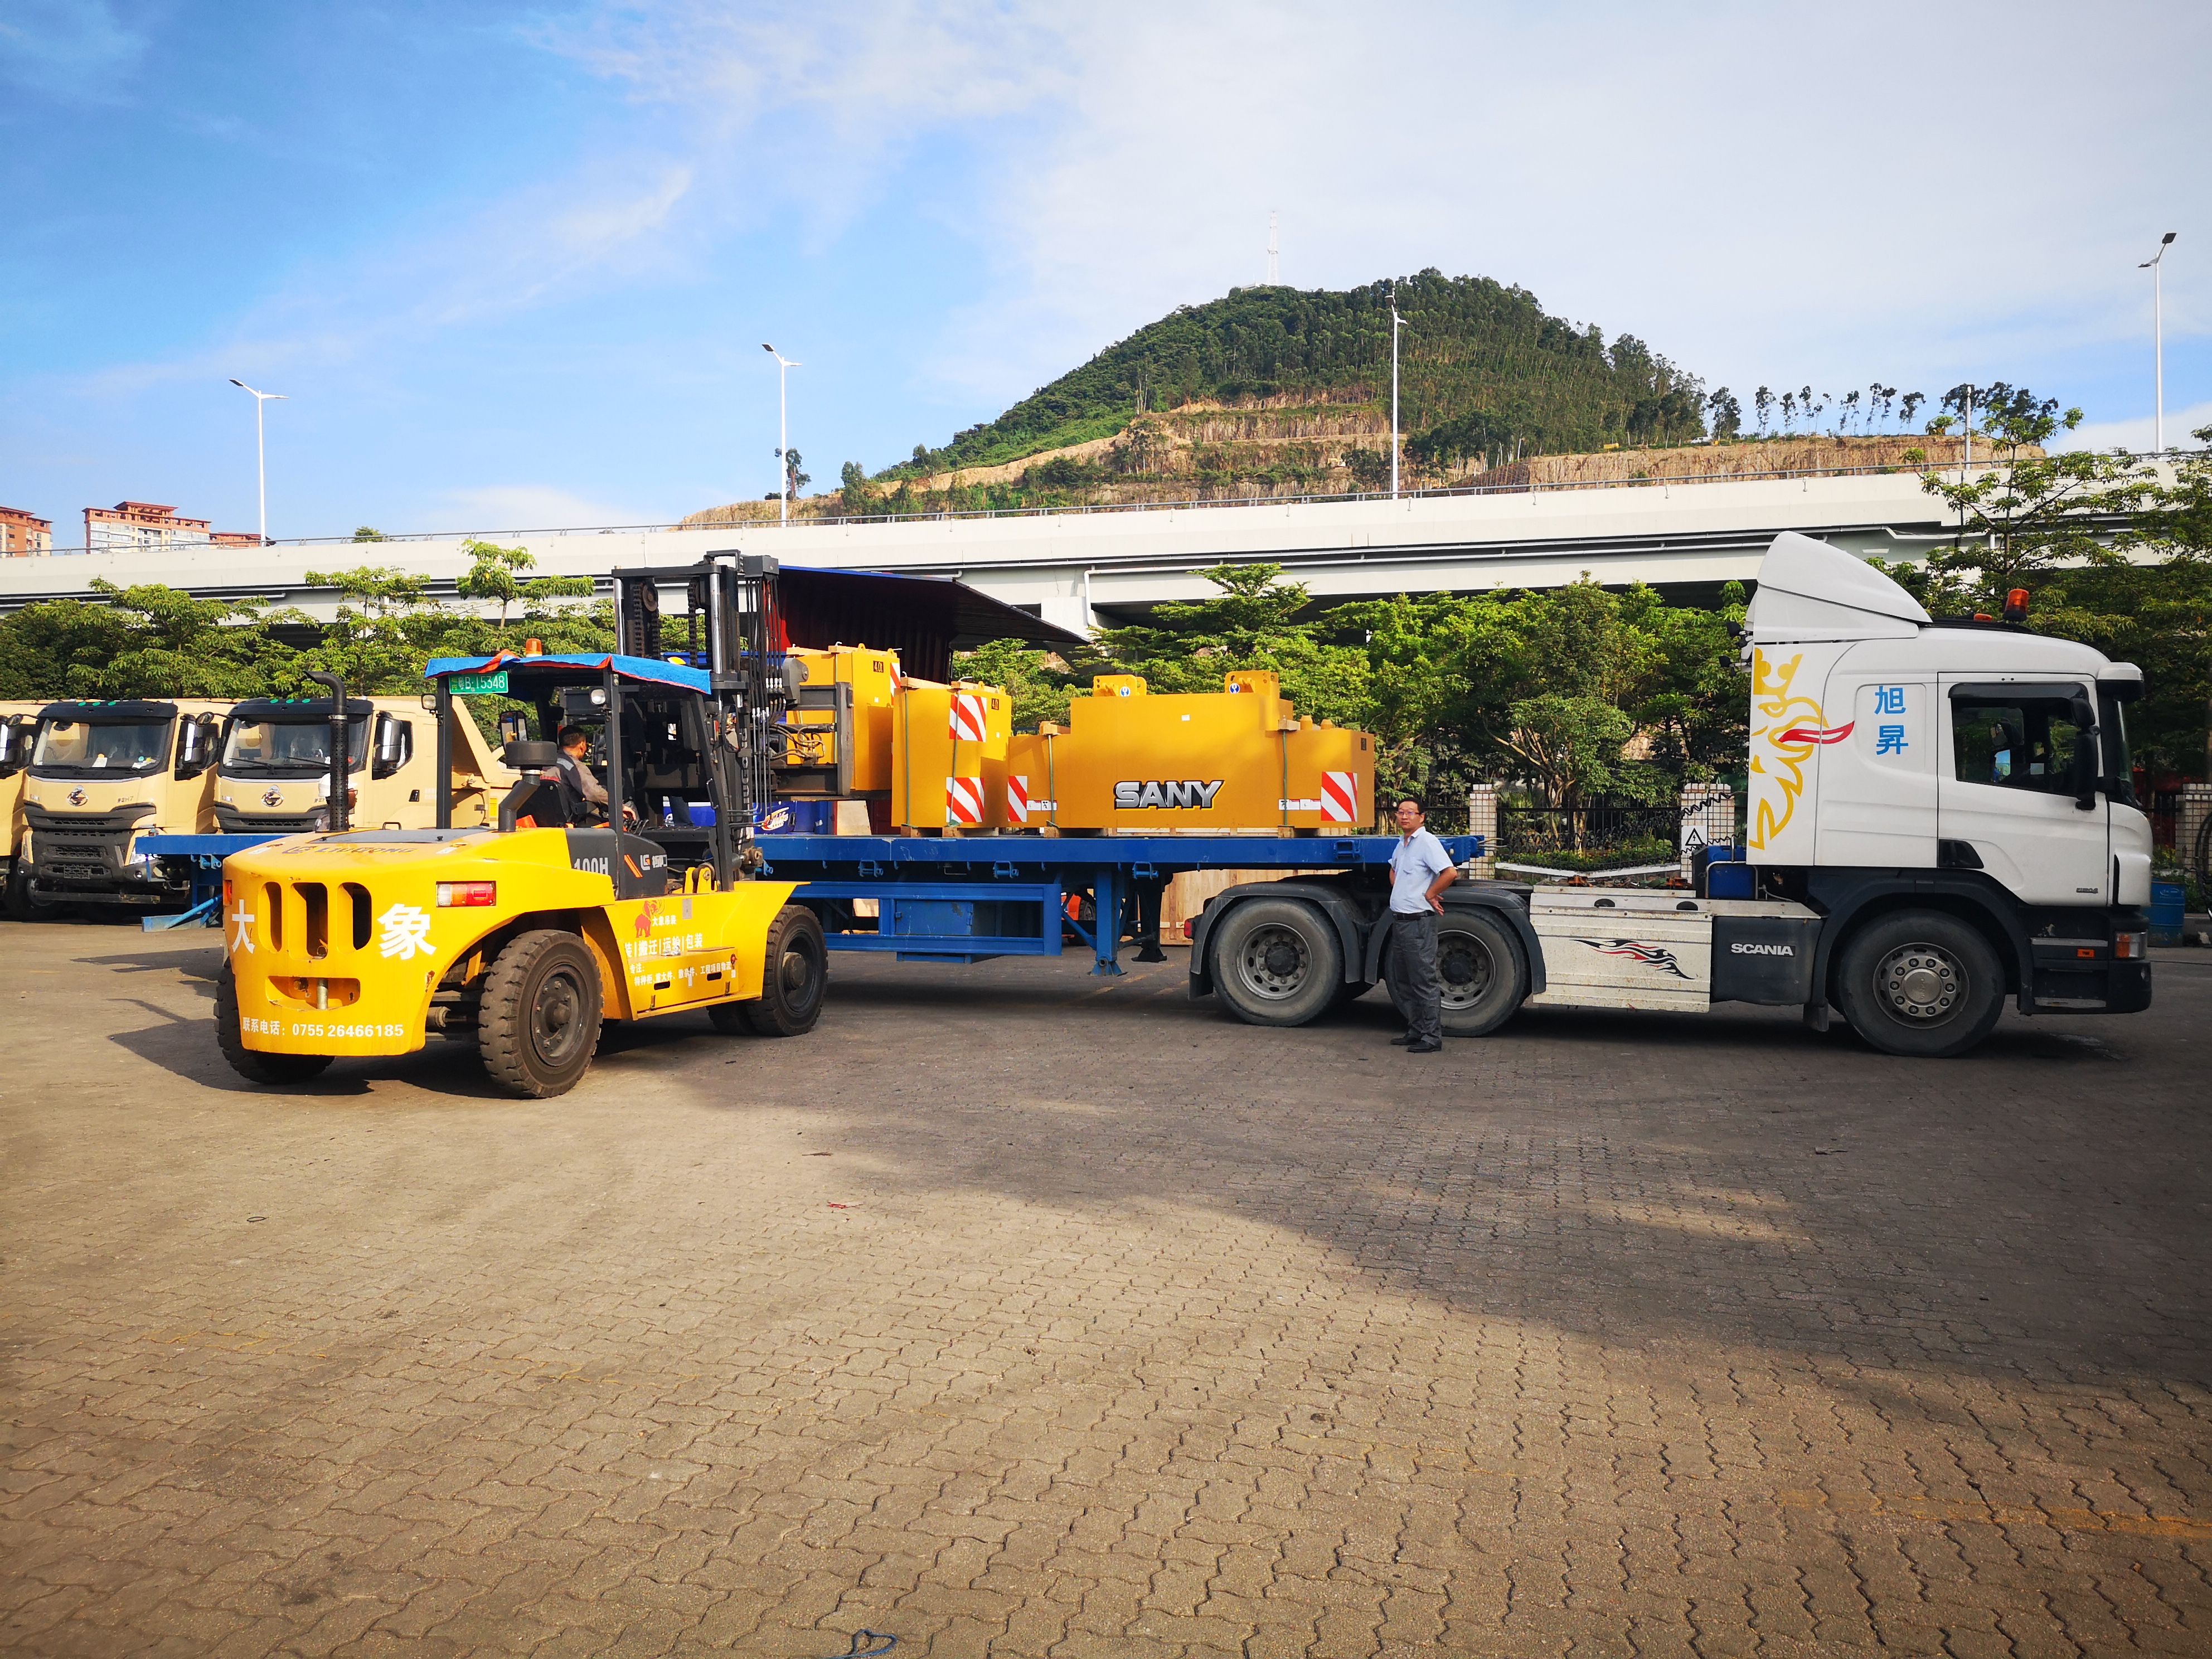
<box><xmin>2063</xmin><ymin>402</ymin><xmax>2212</xmax><ymax>454</ymax></box>
<box><xmin>0</xmin><ymin>0</ymin><xmax>144</xmax><ymax>96</ymax></box>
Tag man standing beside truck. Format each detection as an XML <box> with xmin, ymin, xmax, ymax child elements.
<box><xmin>1387</xmin><ymin>794</ymin><xmax>1458</xmax><ymax>1052</ymax></box>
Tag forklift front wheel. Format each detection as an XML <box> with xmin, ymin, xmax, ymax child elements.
<box><xmin>478</xmin><ymin>930</ymin><xmax>605</xmax><ymax>1098</ymax></box>
<box><xmin>712</xmin><ymin>905</ymin><xmax>827</xmax><ymax>1037</ymax></box>
<box><xmin>214</xmin><ymin>965</ymin><xmax>334</xmax><ymax>1086</ymax></box>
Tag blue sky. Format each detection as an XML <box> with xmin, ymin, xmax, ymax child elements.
<box><xmin>3</xmin><ymin>0</ymin><xmax>2206</xmax><ymax>546</ymax></box>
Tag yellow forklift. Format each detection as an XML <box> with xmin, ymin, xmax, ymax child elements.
<box><xmin>216</xmin><ymin>557</ymin><xmax>826</xmax><ymax>1097</ymax></box>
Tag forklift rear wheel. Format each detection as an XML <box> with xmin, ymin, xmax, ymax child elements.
<box><xmin>478</xmin><ymin>930</ymin><xmax>604</xmax><ymax>1097</ymax></box>
<box><xmin>719</xmin><ymin>905</ymin><xmax>827</xmax><ymax>1037</ymax></box>
<box><xmin>1832</xmin><ymin>909</ymin><xmax>2003</xmax><ymax>1059</ymax></box>
<box><xmin>214</xmin><ymin>964</ymin><xmax>334</xmax><ymax>1086</ymax></box>
<box><xmin>1385</xmin><ymin>909</ymin><xmax>1528</xmax><ymax>1037</ymax></box>
<box><xmin>1210</xmin><ymin>897</ymin><xmax>1342</xmax><ymax>1027</ymax></box>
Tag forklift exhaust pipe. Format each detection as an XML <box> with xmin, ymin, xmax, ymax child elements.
<box><xmin>303</xmin><ymin>670</ymin><xmax>351</xmax><ymax>834</ymax></box>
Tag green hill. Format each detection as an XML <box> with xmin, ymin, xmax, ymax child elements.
<box><xmin>889</xmin><ymin>270</ymin><xmax>1710</xmax><ymax>479</ymax></box>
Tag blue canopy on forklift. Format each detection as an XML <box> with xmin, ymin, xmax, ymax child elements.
<box><xmin>423</xmin><ymin>651</ymin><xmax>712</xmax><ymax>693</ymax></box>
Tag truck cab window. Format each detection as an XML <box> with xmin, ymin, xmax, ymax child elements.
<box><xmin>1950</xmin><ymin>695</ymin><xmax>2088</xmax><ymax>798</ymax></box>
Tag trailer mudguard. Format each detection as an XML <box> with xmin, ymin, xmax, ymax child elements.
<box><xmin>1187</xmin><ymin>879</ymin><xmax>1371</xmax><ymax>999</ymax></box>
<box><xmin>1359</xmin><ymin>885</ymin><xmax>1548</xmax><ymax>996</ymax></box>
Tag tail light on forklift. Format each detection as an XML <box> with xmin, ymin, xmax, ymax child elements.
<box><xmin>1182</xmin><ymin>918</ymin><xmax>1195</xmax><ymax>939</ymax></box>
<box><xmin>223</xmin><ymin>878</ymin><xmax>235</xmax><ymax>905</ymax></box>
<box><xmin>2114</xmin><ymin>930</ymin><xmax>2147</xmax><ymax>960</ymax></box>
<box><xmin>436</xmin><ymin>881</ymin><xmax>497</xmax><ymax>908</ymax></box>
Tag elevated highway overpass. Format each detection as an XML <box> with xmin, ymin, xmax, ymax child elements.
<box><xmin>0</xmin><ymin>469</ymin><xmax>1968</xmax><ymax>636</ymax></box>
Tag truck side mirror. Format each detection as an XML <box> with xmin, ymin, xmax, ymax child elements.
<box><xmin>0</xmin><ymin>720</ymin><xmax>25</xmax><ymax>777</ymax></box>
<box><xmin>2070</xmin><ymin>695</ymin><xmax>2100</xmax><ymax>811</ymax></box>
<box><xmin>174</xmin><ymin>715</ymin><xmax>214</xmax><ymax>779</ymax></box>
<box><xmin>498</xmin><ymin>711</ymin><xmax>530</xmax><ymax>749</ymax></box>
<box><xmin>371</xmin><ymin>712</ymin><xmax>412</xmax><ymax>780</ymax></box>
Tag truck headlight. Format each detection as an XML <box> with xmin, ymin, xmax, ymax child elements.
<box><xmin>2114</xmin><ymin>930</ymin><xmax>2148</xmax><ymax>959</ymax></box>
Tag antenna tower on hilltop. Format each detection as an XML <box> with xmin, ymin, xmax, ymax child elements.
<box><xmin>1267</xmin><ymin>211</ymin><xmax>1279</xmax><ymax>285</ymax></box>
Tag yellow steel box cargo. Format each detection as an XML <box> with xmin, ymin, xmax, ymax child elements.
<box><xmin>1003</xmin><ymin>672</ymin><xmax>1373</xmax><ymax>832</ymax></box>
<box><xmin>778</xmin><ymin>644</ymin><xmax>902</xmax><ymax>799</ymax></box>
<box><xmin>890</xmin><ymin>678</ymin><xmax>1011</xmax><ymax>831</ymax></box>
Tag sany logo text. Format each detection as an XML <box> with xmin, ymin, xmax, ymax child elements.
<box><xmin>1114</xmin><ymin>780</ymin><xmax>1224</xmax><ymax>810</ymax></box>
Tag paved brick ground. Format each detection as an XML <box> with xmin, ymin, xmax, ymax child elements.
<box><xmin>3</xmin><ymin>917</ymin><xmax>2209</xmax><ymax>1658</ymax></box>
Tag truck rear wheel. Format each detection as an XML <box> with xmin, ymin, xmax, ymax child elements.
<box><xmin>713</xmin><ymin>905</ymin><xmax>827</xmax><ymax>1037</ymax></box>
<box><xmin>1385</xmin><ymin>909</ymin><xmax>1529</xmax><ymax>1037</ymax></box>
<box><xmin>1832</xmin><ymin>909</ymin><xmax>2004</xmax><ymax>1059</ymax></box>
<box><xmin>478</xmin><ymin>930</ymin><xmax>604</xmax><ymax>1097</ymax></box>
<box><xmin>214</xmin><ymin>964</ymin><xmax>333</xmax><ymax>1086</ymax></box>
<box><xmin>1210</xmin><ymin>897</ymin><xmax>1342</xmax><ymax>1027</ymax></box>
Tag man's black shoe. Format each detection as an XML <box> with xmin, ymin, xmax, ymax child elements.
<box><xmin>1406</xmin><ymin>1037</ymin><xmax>1443</xmax><ymax>1054</ymax></box>
<box><xmin>1389</xmin><ymin>1032</ymin><xmax>1418</xmax><ymax>1046</ymax></box>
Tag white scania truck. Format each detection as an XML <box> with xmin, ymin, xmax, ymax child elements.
<box><xmin>1191</xmin><ymin>533</ymin><xmax>2153</xmax><ymax>1056</ymax></box>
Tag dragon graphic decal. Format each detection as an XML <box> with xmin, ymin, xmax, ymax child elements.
<box><xmin>1748</xmin><ymin>646</ymin><xmax>1841</xmax><ymax>853</ymax></box>
<box><xmin>1573</xmin><ymin>938</ymin><xmax>1693</xmax><ymax>981</ymax></box>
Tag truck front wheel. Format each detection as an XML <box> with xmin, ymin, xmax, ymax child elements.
<box><xmin>1832</xmin><ymin>910</ymin><xmax>2004</xmax><ymax>1059</ymax></box>
<box><xmin>478</xmin><ymin>930</ymin><xmax>604</xmax><ymax>1097</ymax></box>
<box><xmin>712</xmin><ymin>905</ymin><xmax>827</xmax><ymax>1037</ymax></box>
<box><xmin>214</xmin><ymin>965</ymin><xmax>333</xmax><ymax>1086</ymax></box>
<box><xmin>1210</xmin><ymin>898</ymin><xmax>1343</xmax><ymax>1027</ymax></box>
<box><xmin>1388</xmin><ymin>909</ymin><xmax>1529</xmax><ymax>1037</ymax></box>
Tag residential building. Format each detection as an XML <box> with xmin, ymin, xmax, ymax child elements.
<box><xmin>1</xmin><ymin>507</ymin><xmax>52</xmax><ymax>556</ymax></box>
<box><xmin>81</xmin><ymin>501</ymin><xmax>258</xmax><ymax>555</ymax></box>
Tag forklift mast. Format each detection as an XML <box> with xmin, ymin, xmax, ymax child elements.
<box><xmin>608</xmin><ymin>552</ymin><xmax>790</xmax><ymax>870</ymax></box>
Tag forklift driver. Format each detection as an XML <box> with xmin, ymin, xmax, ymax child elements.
<box><xmin>556</xmin><ymin>725</ymin><xmax>636</xmax><ymax>828</ymax></box>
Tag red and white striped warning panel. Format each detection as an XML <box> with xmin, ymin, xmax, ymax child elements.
<box><xmin>945</xmin><ymin>775</ymin><xmax>985</xmax><ymax>825</ymax></box>
<box><xmin>1006</xmin><ymin>774</ymin><xmax>1029</xmax><ymax>823</ymax></box>
<box><xmin>949</xmin><ymin>692</ymin><xmax>988</xmax><ymax>743</ymax></box>
<box><xmin>1320</xmin><ymin>771</ymin><xmax>1359</xmax><ymax>823</ymax></box>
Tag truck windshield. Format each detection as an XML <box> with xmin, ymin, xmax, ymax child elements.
<box><xmin>31</xmin><ymin>717</ymin><xmax>173</xmax><ymax>778</ymax></box>
<box><xmin>220</xmin><ymin>715</ymin><xmax>369</xmax><ymax>777</ymax></box>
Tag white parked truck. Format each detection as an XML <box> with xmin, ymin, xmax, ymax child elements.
<box><xmin>1190</xmin><ymin>533</ymin><xmax>2153</xmax><ymax>1056</ymax></box>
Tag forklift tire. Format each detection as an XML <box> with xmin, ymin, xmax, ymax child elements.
<box><xmin>1831</xmin><ymin>909</ymin><xmax>2004</xmax><ymax>1059</ymax></box>
<box><xmin>1385</xmin><ymin>908</ymin><xmax>1528</xmax><ymax>1037</ymax></box>
<box><xmin>1210</xmin><ymin>897</ymin><xmax>1342</xmax><ymax>1027</ymax></box>
<box><xmin>720</xmin><ymin>905</ymin><xmax>827</xmax><ymax>1037</ymax></box>
<box><xmin>478</xmin><ymin>930</ymin><xmax>604</xmax><ymax>1098</ymax></box>
<box><xmin>214</xmin><ymin>965</ymin><xmax>334</xmax><ymax>1086</ymax></box>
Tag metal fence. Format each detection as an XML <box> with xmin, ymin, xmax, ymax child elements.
<box><xmin>1498</xmin><ymin>800</ymin><xmax>1680</xmax><ymax>856</ymax></box>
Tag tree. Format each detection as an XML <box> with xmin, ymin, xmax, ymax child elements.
<box><xmin>1779</xmin><ymin>391</ymin><xmax>1797</xmax><ymax>433</ymax></box>
<box><xmin>838</xmin><ymin>461</ymin><xmax>872</xmax><ymax>515</ymax></box>
<box><xmin>1094</xmin><ymin>563</ymin><xmax>1370</xmax><ymax>730</ymax></box>
<box><xmin>1707</xmin><ymin>387</ymin><xmax>1742</xmax><ymax>440</ymax></box>
<box><xmin>1754</xmin><ymin>386</ymin><xmax>1773</xmax><ymax>436</ymax></box>
<box><xmin>1341</xmin><ymin>447</ymin><xmax>1390</xmax><ymax>492</ymax></box>
<box><xmin>780</xmin><ymin>448</ymin><xmax>811</xmax><ymax>502</ymax></box>
<box><xmin>1899</xmin><ymin>391</ymin><xmax>1926</xmax><ymax>430</ymax></box>
<box><xmin>452</xmin><ymin>540</ymin><xmax>588</xmax><ymax>636</ymax></box>
<box><xmin>352</xmin><ymin>526</ymin><xmax>386</xmax><ymax>542</ymax></box>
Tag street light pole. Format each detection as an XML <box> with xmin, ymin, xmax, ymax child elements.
<box><xmin>2140</xmin><ymin>232</ymin><xmax>2179</xmax><ymax>453</ymax></box>
<box><xmin>227</xmin><ymin>379</ymin><xmax>287</xmax><ymax>544</ymax></box>
<box><xmin>1389</xmin><ymin>297</ymin><xmax>1407</xmax><ymax>499</ymax></box>
<box><xmin>761</xmin><ymin>344</ymin><xmax>801</xmax><ymax>524</ymax></box>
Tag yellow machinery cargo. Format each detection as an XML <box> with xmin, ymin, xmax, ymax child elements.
<box><xmin>777</xmin><ymin>644</ymin><xmax>902</xmax><ymax>799</ymax></box>
<box><xmin>1005</xmin><ymin>671</ymin><xmax>1374</xmax><ymax>833</ymax></box>
<box><xmin>891</xmin><ymin>678</ymin><xmax>1012</xmax><ymax>831</ymax></box>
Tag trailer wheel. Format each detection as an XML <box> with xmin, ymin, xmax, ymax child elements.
<box><xmin>478</xmin><ymin>930</ymin><xmax>604</xmax><ymax>1097</ymax></box>
<box><xmin>716</xmin><ymin>905</ymin><xmax>827</xmax><ymax>1037</ymax></box>
<box><xmin>214</xmin><ymin>964</ymin><xmax>333</xmax><ymax>1085</ymax></box>
<box><xmin>1210</xmin><ymin>898</ymin><xmax>1343</xmax><ymax>1027</ymax></box>
<box><xmin>1832</xmin><ymin>909</ymin><xmax>2003</xmax><ymax>1059</ymax></box>
<box><xmin>1385</xmin><ymin>909</ymin><xmax>1528</xmax><ymax>1037</ymax></box>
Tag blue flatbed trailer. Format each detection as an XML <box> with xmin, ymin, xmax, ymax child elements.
<box><xmin>141</xmin><ymin>832</ymin><xmax>1482</xmax><ymax>972</ymax></box>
